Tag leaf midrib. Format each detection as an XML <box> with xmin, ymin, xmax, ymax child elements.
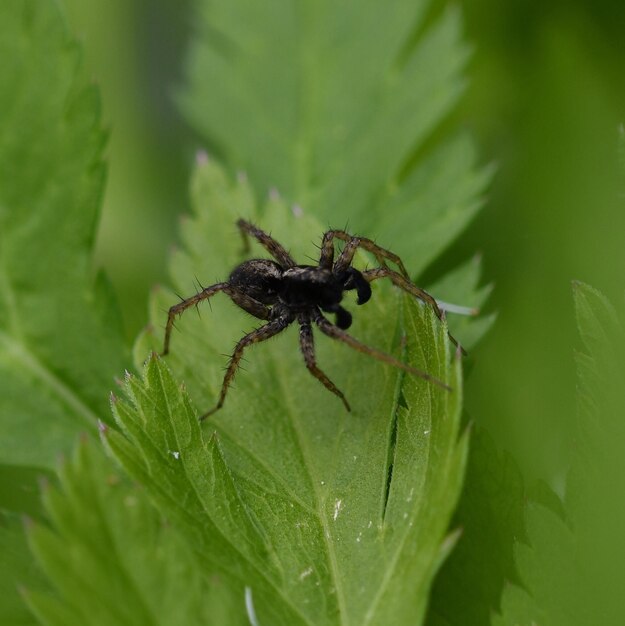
<box><xmin>273</xmin><ymin>349</ymin><xmax>351</xmax><ymax>626</ymax></box>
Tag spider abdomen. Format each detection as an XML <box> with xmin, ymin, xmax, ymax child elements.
<box><xmin>228</xmin><ymin>259</ymin><xmax>282</xmax><ymax>304</ymax></box>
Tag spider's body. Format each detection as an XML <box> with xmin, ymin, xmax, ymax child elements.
<box><xmin>163</xmin><ymin>219</ymin><xmax>462</xmax><ymax>419</ymax></box>
<box><xmin>229</xmin><ymin>259</ymin><xmax>369</xmax><ymax>329</ymax></box>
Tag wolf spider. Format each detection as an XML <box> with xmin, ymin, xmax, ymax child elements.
<box><xmin>162</xmin><ymin>219</ymin><xmax>464</xmax><ymax>419</ymax></box>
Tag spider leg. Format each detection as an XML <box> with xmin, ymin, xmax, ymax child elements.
<box><xmin>200</xmin><ymin>314</ymin><xmax>293</xmax><ymax>420</ymax></box>
<box><xmin>236</xmin><ymin>218</ymin><xmax>296</xmax><ymax>268</ymax></box>
<box><xmin>162</xmin><ymin>284</ymin><xmax>271</xmax><ymax>356</ymax></box>
<box><xmin>319</xmin><ymin>230</ymin><xmax>410</xmax><ymax>276</ymax></box>
<box><xmin>298</xmin><ymin>314</ymin><xmax>351</xmax><ymax>411</ymax></box>
<box><xmin>228</xmin><ymin>290</ymin><xmax>272</xmax><ymax>321</ymax></box>
<box><xmin>362</xmin><ymin>267</ymin><xmax>466</xmax><ymax>355</ymax></box>
<box><xmin>318</xmin><ymin>230</ymin><xmax>336</xmax><ymax>269</ymax></box>
<box><xmin>313</xmin><ymin>312</ymin><xmax>451</xmax><ymax>392</ymax></box>
<box><xmin>163</xmin><ymin>282</ymin><xmax>229</xmax><ymax>356</ymax></box>
<box><xmin>321</xmin><ymin>304</ymin><xmax>353</xmax><ymax>329</ymax></box>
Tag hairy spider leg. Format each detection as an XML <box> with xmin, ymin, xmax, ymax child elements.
<box><xmin>236</xmin><ymin>218</ymin><xmax>296</xmax><ymax>268</ymax></box>
<box><xmin>163</xmin><ymin>282</ymin><xmax>228</xmax><ymax>356</ymax></box>
<box><xmin>319</xmin><ymin>230</ymin><xmax>410</xmax><ymax>277</ymax></box>
<box><xmin>228</xmin><ymin>290</ymin><xmax>272</xmax><ymax>320</ymax></box>
<box><xmin>162</xmin><ymin>283</ymin><xmax>270</xmax><ymax>356</ymax></box>
<box><xmin>298</xmin><ymin>314</ymin><xmax>351</xmax><ymax>411</ymax></box>
<box><xmin>362</xmin><ymin>267</ymin><xmax>467</xmax><ymax>355</ymax></box>
<box><xmin>201</xmin><ymin>315</ymin><xmax>293</xmax><ymax>419</ymax></box>
<box><xmin>313</xmin><ymin>312</ymin><xmax>451</xmax><ymax>392</ymax></box>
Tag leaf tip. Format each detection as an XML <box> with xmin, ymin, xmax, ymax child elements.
<box><xmin>98</xmin><ymin>419</ymin><xmax>109</xmax><ymax>435</ymax></box>
<box><xmin>196</xmin><ymin>149</ymin><xmax>210</xmax><ymax>165</ymax></box>
<box><xmin>206</xmin><ymin>430</ymin><xmax>221</xmax><ymax>446</ymax></box>
<box><xmin>268</xmin><ymin>187</ymin><xmax>281</xmax><ymax>201</ymax></box>
<box><xmin>37</xmin><ymin>474</ymin><xmax>50</xmax><ymax>493</ymax></box>
<box><xmin>440</xmin><ymin>526</ymin><xmax>464</xmax><ymax>558</ymax></box>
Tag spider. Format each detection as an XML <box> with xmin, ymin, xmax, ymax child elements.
<box><xmin>162</xmin><ymin>219</ymin><xmax>464</xmax><ymax>419</ymax></box>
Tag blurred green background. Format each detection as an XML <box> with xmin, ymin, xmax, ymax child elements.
<box><xmin>64</xmin><ymin>0</ymin><xmax>625</xmax><ymax>484</ymax></box>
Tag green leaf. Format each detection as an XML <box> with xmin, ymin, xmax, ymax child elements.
<box><xmin>0</xmin><ymin>0</ymin><xmax>128</xmax><ymax>470</ymax></box>
<box><xmin>23</xmin><ymin>437</ymin><xmax>244</xmax><ymax>626</ymax></box>
<box><xmin>180</xmin><ymin>1</ymin><xmax>492</xmax><ymax>274</ymax></box>
<box><xmin>118</xmin><ymin>158</ymin><xmax>468</xmax><ymax>625</ymax></box>
<box><xmin>493</xmin><ymin>282</ymin><xmax>625</xmax><ymax>626</ymax></box>
<box><xmin>618</xmin><ymin>124</ymin><xmax>625</xmax><ymax>193</ymax></box>
<box><xmin>491</xmin><ymin>496</ymin><xmax>578</xmax><ymax>626</ymax></box>
<box><xmin>427</xmin><ymin>254</ymin><xmax>495</xmax><ymax>352</ymax></box>
<box><xmin>426</xmin><ymin>428</ymin><xmax>526</xmax><ymax>626</ymax></box>
<box><xmin>0</xmin><ymin>464</ymin><xmax>54</xmax><ymax>518</ymax></box>
<box><xmin>0</xmin><ymin>515</ymin><xmax>49</xmax><ymax>626</ymax></box>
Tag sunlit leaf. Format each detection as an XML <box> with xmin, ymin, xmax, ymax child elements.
<box><xmin>122</xmin><ymin>158</ymin><xmax>468</xmax><ymax>625</ymax></box>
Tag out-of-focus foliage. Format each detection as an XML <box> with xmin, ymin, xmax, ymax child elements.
<box><xmin>450</xmin><ymin>0</ymin><xmax>625</xmax><ymax>481</ymax></box>
<box><xmin>0</xmin><ymin>2</ymin><xmax>128</xmax><ymax>468</ymax></box>
<box><xmin>492</xmin><ymin>283</ymin><xmax>625</xmax><ymax>626</ymax></box>
<box><xmin>180</xmin><ymin>1</ymin><xmax>492</xmax><ymax>281</ymax></box>
<box><xmin>426</xmin><ymin>427</ymin><xmax>526</xmax><ymax>626</ymax></box>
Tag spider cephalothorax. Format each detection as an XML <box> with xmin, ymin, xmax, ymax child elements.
<box><xmin>162</xmin><ymin>219</ymin><xmax>463</xmax><ymax>418</ymax></box>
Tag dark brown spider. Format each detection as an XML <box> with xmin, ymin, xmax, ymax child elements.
<box><xmin>162</xmin><ymin>219</ymin><xmax>463</xmax><ymax>419</ymax></box>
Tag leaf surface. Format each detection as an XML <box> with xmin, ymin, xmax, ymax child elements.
<box><xmin>115</xmin><ymin>159</ymin><xmax>470</xmax><ymax>625</ymax></box>
<box><xmin>0</xmin><ymin>515</ymin><xmax>49</xmax><ymax>626</ymax></box>
<box><xmin>180</xmin><ymin>0</ymin><xmax>492</xmax><ymax>275</ymax></box>
<box><xmin>426</xmin><ymin>428</ymin><xmax>526</xmax><ymax>626</ymax></box>
<box><xmin>493</xmin><ymin>282</ymin><xmax>625</xmax><ymax>626</ymax></box>
<box><xmin>22</xmin><ymin>438</ymin><xmax>244</xmax><ymax>626</ymax></box>
<box><xmin>0</xmin><ymin>0</ymin><xmax>128</xmax><ymax>469</ymax></box>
